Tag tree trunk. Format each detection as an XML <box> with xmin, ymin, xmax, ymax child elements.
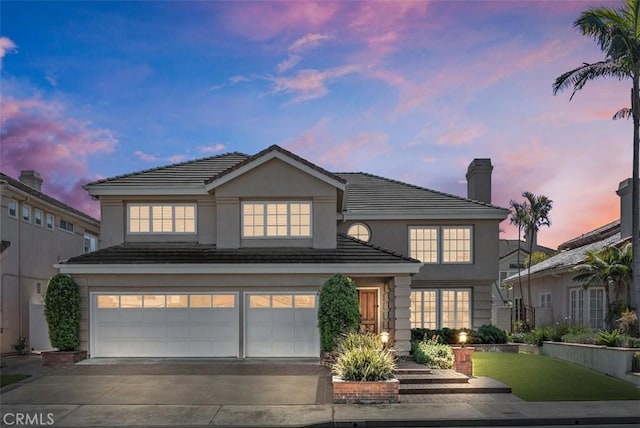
<box><xmin>527</xmin><ymin>232</ymin><xmax>534</xmax><ymax>310</ymax></box>
<box><xmin>517</xmin><ymin>227</ymin><xmax>524</xmax><ymax>311</ymax></box>
<box><xmin>631</xmin><ymin>77</ymin><xmax>640</xmax><ymax>311</ymax></box>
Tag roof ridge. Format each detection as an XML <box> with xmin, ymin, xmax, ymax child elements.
<box><xmin>337</xmin><ymin>172</ymin><xmax>507</xmax><ymax>210</ymax></box>
<box><xmin>86</xmin><ymin>151</ymin><xmax>249</xmax><ymax>187</ymax></box>
<box><xmin>338</xmin><ymin>233</ymin><xmax>420</xmax><ymax>263</ymax></box>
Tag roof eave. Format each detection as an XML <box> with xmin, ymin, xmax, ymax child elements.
<box><xmin>56</xmin><ymin>262</ymin><xmax>422</xmax><ymax>275</ymax></box>
<box><xmin>343</xmin><ymin>210</ymin><xmax>509</xmax><ymax>220</ymax></box>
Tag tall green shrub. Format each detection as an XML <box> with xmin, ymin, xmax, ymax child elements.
<box><xmin>318</xmin><ymin>273</ymin><xmax>360</xmax><ymax>352</ymax></box>
<box><xmin>44</xmin><ymin>274</ymin><xmax>81</xmax><ymax>351</ymax></box>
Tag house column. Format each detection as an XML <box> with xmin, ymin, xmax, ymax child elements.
<box><xmin>392</xmin><ymin>275</ymin><xmax>412</xmax><ymax>356</ymax></box>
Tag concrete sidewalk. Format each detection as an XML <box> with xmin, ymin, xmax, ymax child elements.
<box><xmin>1</xmin><ymin>401</ymin><xmax>639</xmax><ymax>427</ymax></box>
<box><xmin>1</xmin><ymin>355</ymin><xmax>638</xmax><ymax>427</ymax></box>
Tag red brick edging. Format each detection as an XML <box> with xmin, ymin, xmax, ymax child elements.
<box><xmin>332</xmin><ymin>376</ymin><xmax>399</xmax><ymax>404</ymax></box>
<box><xmin>41</xmin><ymin>350</ymin><xmax>87</xmax><ymax>366</ymax></box>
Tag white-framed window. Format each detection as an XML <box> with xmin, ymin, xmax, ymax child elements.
<box><xmin>7</xmin><ymin>199</ymin><xmax>17</xmax><ymax>218</ymax></box>
<box><xmin>347</xmin><ymin>223</ymin><xmax>371</xmax><ymax>242</ymax></box>
<box><xmin>46</xmin><ymin>213</ymin><xmax>54</xmax><ymax>230</ymax></box>
<box><xmin>409</xmin><ymin>226</ymin><xmax>473</xmax><ymax>264</ymax></box>
<box><xmin>22</xmin><ymin>204</ymin><xmax>31</xmax><ymax>222</ymax></box>
<box><xmin>34</xmin><ymin>208</ymin><xmax>43</xmax><ymax>226</ymax></box>
<box><xmin>569</xmin><ymin>287</ymin><xmax>605</xmax><ymax>329</ymax></box>
<box><xmin>442</xmin><ymin>226</ymin><xmax>472</xmax><ymax>263</ymax></box>
<box><xmin>84</xmin><ymin>233</ymin><xmax>98</xmax><ymax>254</ymax></box>
<box><xmin>242</xmin><ymin>201</ymin><xmax>311</xmax><ymax>238</ymax></box>
<box><xmin>127</xmin><ymin>204</ymin><xmax>196</xmax><ymax>233</ymax></box>
<box><xmin>540</xmin><ymin>292</ymin><xmax>551</xmax><ymax>308</ymax></box>
<box><xmin>60</xmin><ymin>219</ymin><xmax>74</xmax><ymax>233</ymax></box>
<box><xmin>410</xmin><ymin>288</ymin><xmax>471</xmax><ymax>329</ymax></box>
<box><xmin>409</xmin><ymin>226</ymin><xmax>438</xmax><ymax>263</ymax></box>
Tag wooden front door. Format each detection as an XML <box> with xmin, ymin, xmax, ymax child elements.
<box><xmin>358</xmin><ymin>289</ymin><xmax>378</xmax><ymax>334</ymax></box>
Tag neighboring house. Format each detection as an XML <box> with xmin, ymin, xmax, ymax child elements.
<box><xmin>504</xmin><ymin>179</ymin><xmax>636</xmax><ymax>329</ymax></box>
<box><xmin>0</xmin><ymin>171</ymin><xmax>100</xmax><ymax>354</ymax></box>
<box><xmin>491</xmin><ymin>239</ymin><xmax>555</xmax><ymax>330</ymax></box>
<box><xmin>57</xmin><ymin>145</ymin><xmax>508</xmax><ymax>358</ymax></box>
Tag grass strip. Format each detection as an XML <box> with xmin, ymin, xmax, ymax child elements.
<box><xmin>0</xmin><ymin>374</ymin><xmax>30</xmax><ymax>388</ymax></box>
<box><xmin>473</xmin><ymin>352</ymin><xmax>640</xmax><ymax>401</ymax></box>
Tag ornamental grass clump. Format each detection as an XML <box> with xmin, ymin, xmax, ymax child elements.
<box><xmin>336</xmin><ymin>331</ymin><xmax>382</xmax><ymax>353</ymax></box>
<box><xmin>332</xmin><ymin>346</ymin><xmax>396</xmax><ymax>381</ymax></box>
<box><xmin>413</xmin><ymin>339</ymin><xmax>454</xmax><ymax>369</ymax></box>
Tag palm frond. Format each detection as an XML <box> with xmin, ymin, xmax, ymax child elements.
<box><xmin>613</xmin><ymin>106</ymin><xmax>633</xmax><ymax>119</ymax></box>
<box><xmin>553</xmin><ymin>60</ymin><xmax>629</xmax><ymax>99</ymax></box>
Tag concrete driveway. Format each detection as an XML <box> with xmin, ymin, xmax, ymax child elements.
<box><xmin>0</xmin><ymin>356</ymin><xmax>333</xmax><ymax>426</ymax></box>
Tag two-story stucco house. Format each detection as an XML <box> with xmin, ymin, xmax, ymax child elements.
<box><xmin>57</xmin><ymin>145</ymin><xmax>508</xmax><ymax>358</ymax></box>
<box><xmin>1</xmin><ymin>171</ymin><xmax>100</xmax><ymax>354</ymax></box>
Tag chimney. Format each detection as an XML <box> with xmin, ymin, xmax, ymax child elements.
<box><xmin>466</xmin><ymin>158</ymin><xmax>493</xmax><ymax>204</ymax></box>
<box><xmin>616</xmin><ymin>178</ymin><xmax>635</xmax><ymax>239</ymax></box>
<box><xmin>19</xmin><ymin>170</ymin><xmax>43</xmax><ymax>192</ymax></box>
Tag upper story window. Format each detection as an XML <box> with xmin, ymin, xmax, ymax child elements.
<box><xmin>84</xmin><ymin>233</ymin><xmax>98</xmax><ymax>253</ymax></box>
<box><xmin>7</xmin><ymin>199</ymin><xmax>17</xmax><ymax>218</ymax></box>
<box><xmin>128</xmin><ymin>204</ymin><xmax>196</xmax><ymax>233</ymax></box>
<box><xmin>46</xmin><ymin>213</ymin><xmax>54</xmax><ymax>230</ymax></box>
<box><xmin>60</xmin><ymin>219</ymin><xmax>74</xmax><ymax>233</ymax></box>
<box><xmin>347</xmin><ymin>223</ymin><xmax>371</xmax><ymax>242</ymax></box>
<box><xmin>242</xmin><ymin>201</ymin><xmax>311</xmax><ymax>238</ymax></box>
<box><xmin>409</xmin><ymin>226</ymin><xmax>473</xmax><ymax>264</ymax></box>
<box><xmin>34</xmin><ymin>208</ymin><xmax>43</xmax><ymax>226</ymax></box>
<box><xmin>22</xmin><ymin>204</ymin><xmax>31</xmax><ymax>222</ymax></box>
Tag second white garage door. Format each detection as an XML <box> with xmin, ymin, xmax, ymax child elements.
<box><xmin>245</xmin><ymin>293</ymin><xmax>319</xmax><ymax>357</ymax></box>
<box><xmin>91</xmin><ymin>293</ymin><xmax>239</xmax><ymax>358</ymax></box>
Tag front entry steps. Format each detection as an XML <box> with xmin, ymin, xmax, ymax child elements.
<box><xmin>395</xmin><ymin>365</ymin><xmax>512</xmax><ymax>395</ymax></box>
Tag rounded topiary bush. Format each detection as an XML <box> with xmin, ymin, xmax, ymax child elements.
<box><xmin>44</xmin><ymin>274</ymin><xmax>81</xmax><ymax>351</ymax></box>
<box><xmin>318</xmin><ymin>273</ymin><xmax>360</xmax><ymax>352</ymax></box>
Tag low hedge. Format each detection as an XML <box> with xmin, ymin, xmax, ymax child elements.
<box><xmin>413</xmin><ymin>339</ymin><xmax>454</xmax><ymax>369</ymax></box>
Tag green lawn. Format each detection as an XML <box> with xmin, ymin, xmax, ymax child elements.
<box><xmin>0</xmin><ymin>374</ymin><xmax>29</xmax><ymax>388</ymax></box>
<box><xmin>473</xmin><ymin>352</ymin><xmax>640</xmax><ymax>401</ymax></box>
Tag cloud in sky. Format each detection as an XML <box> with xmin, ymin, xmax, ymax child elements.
<box><xmin>278</xmin><ymin>33</ymin><xmax>331</xmax><ymax>73</ymax></box>
<box><xmin>0</xmin><ymin>96</ymin><xmax>118</xmax><ymax>218</ymax></box>
<box><xmin>270</xmin><ymin>64</ymin><xmax>360</xmax><ymax>103</ymax></box>
<box><xmin>0</xmin><ymin>36</ymin><xmax>17</xmax><ymax>68</ymax></box>
<box><xmin>198</xmin><ymin>144</ymin><xmax>226</xmax><ymax>154</ymax></box>
<box><xmin>134</xmin><ymin>151</ymin><xmax>188</xmax><ymax>164</ymax></box>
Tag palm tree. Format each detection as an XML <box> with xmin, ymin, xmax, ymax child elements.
<box><xmin>573</xmin><ymin>242</ymin><xmax>633</xmax><ymax>329</ymax></box>
<box><xmin>553</xmin><ymin>0</ymin><xmax>640</xmax><ymax>311</ymax></box>
<box><xmin>521</xmin><ymin>192</ymin><xmax>553</xmax><ymax>308</ymax></box>
<box><xmin>509</xmin><ymin>200</ymin><xmax>529</xmax><ymax>309</ymax></box>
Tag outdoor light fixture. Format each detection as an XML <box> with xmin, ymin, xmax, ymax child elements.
<box><xmin>380</xmin><ymin>331</ymin><xmax>390</xmax><ymax>348</ymax></box>
<box><xmin>459</xmin><ymin>331</ymin><xmax>468</xmax><ymax>347</ymax></box>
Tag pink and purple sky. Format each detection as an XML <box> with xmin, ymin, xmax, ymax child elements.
<box><xmin>0</xmin><ymin>1</ymin><xmax>634</xmax><ymax>248</ymax></box>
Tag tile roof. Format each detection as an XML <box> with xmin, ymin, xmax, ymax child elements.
<box><xmin>86</xmin><ymin>152</ymin><xmax>249</xmax><ymax>187</ymax></box>
<box><xmin>499</xmin><ymin>240</ymin><xmax>555</xmax><ymax>259</ymax></box>
<box><xmin>62</xmin><ymin>234</ymin><xmax>420</xmax><ymax>265</ymax></box>
<box><xmin>335</xmin><ymin>172</ymin><xmax>509</xmax><ymax>215</ymax></box>
<box><xmin>504</xmin><ymin>232</ymin><xmax>626</xmax><ymax>282</ymax></box>
<box><xmin>557</xmin><ymin>220</ymin><xmax>620</xmax><ymax>251</ymax></box>
<box><xmin>0</xmin><ymin>172</ymin><xmax>99</xmax><ymax>224</ymax></box>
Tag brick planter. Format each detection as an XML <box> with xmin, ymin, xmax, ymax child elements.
<box><xmin>41</xmin><ymin>350</ymin><xmax>87</xmax><ymax>366</ymax></box>
<box><xmin>452</xmin><ymin>346</ymin><xmax>474</xmax><ymax>377</ymax></box>
<box><xmin>332</xmin><ymin>376</ymin><xmax>399</xmax><ymax>404</ymax></box>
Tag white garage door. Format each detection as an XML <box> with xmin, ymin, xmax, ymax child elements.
<box><xmin>245</xmin><ymin>293</ymin><xmax>319</xmax><ymax>357</ymax></box>
<box><xmin>91</xmin><ymin>293</ymin><xmax>239</xmax><ymax>357</ymax></box>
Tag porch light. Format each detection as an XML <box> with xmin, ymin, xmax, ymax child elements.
<box><xmin>459</xmin><ymin>331</ymin><xmax>468</xmax><ymax>347</ymax></box>
<box><xmin>380</xmin><ymin>331</ymin><xmax>390</xmax><ymax>348</ymax></box>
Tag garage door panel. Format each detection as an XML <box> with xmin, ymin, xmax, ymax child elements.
<box><xmin>142</xmin><ymin>310</ymin><xmax>165</xmax><ymax>322</ymax></box>
<box><xmin>92</xmin><ymin>293</ymin><xmax>238</xmax><ymax>358</ymax></box>
<box><xmin>245</xmin><ymin>293</ymin><xmax>319</xmax><ymax>358</ymax></box>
